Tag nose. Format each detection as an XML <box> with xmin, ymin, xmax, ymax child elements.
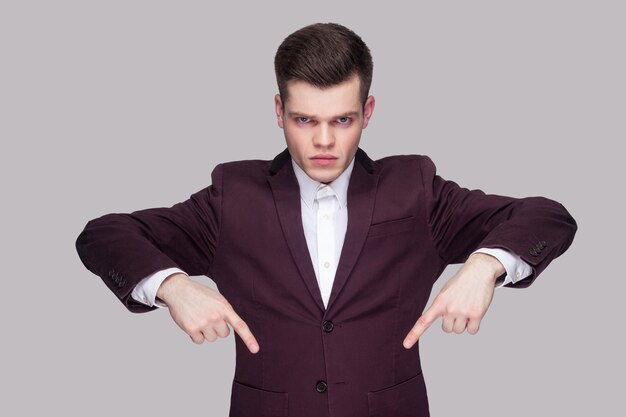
<box><xmin>313</xmin><ymin>123</ymin><xmax>335</xmax><ymax>148</ymax></box>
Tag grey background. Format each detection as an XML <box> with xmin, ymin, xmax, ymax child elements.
<box><xmin>1</xmin><ymin>1</ymin><xmax>623</xmax><ymax>415</ymax></box>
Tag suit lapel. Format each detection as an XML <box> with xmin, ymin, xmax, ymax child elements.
<box><xmin>326</xmin><ymin>149</ymin><xmax>379</xmax><ymax>311</ymax></box>
<box><xmin>267</xmin><ymin>148</ymin><xmax>380</xmax><ymax>314</ymax></box>
<box><xmin>267</xmin><ymin>150</ymin><xmax>326</xmax><ymax>313</ymax></box>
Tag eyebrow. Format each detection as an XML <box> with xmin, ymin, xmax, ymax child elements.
<box><xmin>287</xmin><ymin>111</ymin><xmax>361</xmax><ymax>119</ymax></box>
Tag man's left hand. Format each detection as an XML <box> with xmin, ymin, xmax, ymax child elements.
<box><xmin>403</xmin><ymin>252</ymin><xmax>505</xmax><ymax>349</ymax></box>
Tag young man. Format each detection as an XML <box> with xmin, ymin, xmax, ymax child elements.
<box><xmin>76</xmin><ymin>23</ymin><xmax>577</xmax><ymax>417</ymax></box>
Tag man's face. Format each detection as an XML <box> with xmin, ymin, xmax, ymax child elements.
<box><xmin>275</xmin><ymin>75</ymin><xmax>375</xmax><ymax>184</ymax></box>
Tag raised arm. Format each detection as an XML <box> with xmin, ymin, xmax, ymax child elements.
<box><xmin>75</xmin><ymin>168</ymin><xmax>222</xmax><ymax>313</ymax></box>
<box><xmin>75</xmin><ymin>165</ymin><xmax>260</xmax><ymax>353</ymax></box>
<box><xmin>403</xmin><ymin>156</ymin><xmax>577</xmax><ymax>347</ymax></box>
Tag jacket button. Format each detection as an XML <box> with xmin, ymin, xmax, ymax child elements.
<box><xmin>322</xmin><ymin>320</ymin><xmax>334</xmax><ymax>333</ymax></box>
<box><xmin>541</xmin><ymin>240</ymin><xmax>547</xmax><ymax>247</ymax></box>
<box><xmin>529</xmin><ymin>249</ymin><xmax>538</xmax><ymax>257</ymax></box>
<box><xmin>315</xmin><ymin>380</ymin><xmax>328</xmax><ymax>393</ymax></box>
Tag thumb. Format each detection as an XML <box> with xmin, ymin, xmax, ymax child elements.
<box><xmin>403</xmin><ymin>302</ymin><xmax>443</xmax><ymax>349</ymax></box>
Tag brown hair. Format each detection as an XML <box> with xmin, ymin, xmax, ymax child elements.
<box><xmin>274</xmin><ymin>23</ymin><xmax>373</xmax><ymax>107</ymax></box>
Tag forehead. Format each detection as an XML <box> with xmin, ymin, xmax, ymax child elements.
<box><xmin>283</xmin><ymin>75</ymin><xmax>362</xmax><ymax>117</ymax></box>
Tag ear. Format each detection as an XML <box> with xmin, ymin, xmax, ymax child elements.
<box><xmin>274</xmin><ymin>94</ymin><xmax>284</xmax><ymax>128</ymax></box>
<box><xmin>362</xmin><ymin>95</ymin><xmax>375</xmax><ymax>129</ymax></box>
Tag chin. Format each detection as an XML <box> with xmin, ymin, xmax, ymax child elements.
<box><xmin>307</xmin><ymin>168</ymin><xmax>339</xmax><ymax>183</ymax></box>
<box><xmin>318</xmin><ymin>174</ymin><xmax>341</xmax><ymax>184</ymax></box>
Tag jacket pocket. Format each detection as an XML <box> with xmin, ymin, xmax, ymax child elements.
<box><xmin>367</xmin><ymin>216</ymin><xmax>416</xmax><ymax>238</ymax></box>
<box><xmin>367</xmin><ymin>372</ymin><xmax>429</xmax><ymax>417</ymax></box>
<box><xmin>230</xmin><ymin>380</ymin><xmax>289</xmax><ymax>417</ymax></box>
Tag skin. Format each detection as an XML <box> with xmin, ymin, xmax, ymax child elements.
<box><xmin>274</xmin><ymin>75</ymin><xmax>374</xmax><ymax>184</ymax></box>
<box><xmin>402</xmin><ymin>252</ymin><xmax>504</xmax><ymax>349</ymax></box>
<box><xmin>157</xmin><ymin>74</ymin><xmax>506</xmax><ymax>353</ymax></box>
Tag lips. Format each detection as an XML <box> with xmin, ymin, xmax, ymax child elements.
<box><xmin>310</xmin><ymin>154</ymin><xmax>338</xmax><ymax>167</ymax></box>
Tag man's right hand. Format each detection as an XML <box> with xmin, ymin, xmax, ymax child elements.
<box><xmin>156</xmin><ymin>273</ymin><xmax>260</xmax><ymax>353</ymax></box>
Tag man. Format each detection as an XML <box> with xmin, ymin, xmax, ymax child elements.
<box><xmin>76</xmin><ymin>23</ymin><xmax>577</xmax><ymax>417</ymax></box>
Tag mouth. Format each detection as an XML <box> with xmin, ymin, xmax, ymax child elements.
<box><xmin>310</xmin><ymin>154</ymin><xmax>338</xmax><ymax>167</ymax></box>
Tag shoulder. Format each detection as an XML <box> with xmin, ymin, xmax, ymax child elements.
<box><xmin>217</xmin><ymin>158</ymin><xmax>273</xmax><ymax>174</ymax></box>
<box><xmin>207</xmin><ymin>157</ymin><xmax>275</xmax><ymax>191</ymax></box>
<box><xmin>369</xmin><ymin>153</ymin><xmax>438</xmax><ymax>179</ymax></box>
<box><xmin>374</xmin><ymin>153</ymin><xmax>434</xmax><ymax>166</ymax></box>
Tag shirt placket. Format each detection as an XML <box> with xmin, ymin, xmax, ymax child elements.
<box><xmin>316</xmin><ymin>186</ymin><xmax>338</xmax><ymax>308</ymax></box>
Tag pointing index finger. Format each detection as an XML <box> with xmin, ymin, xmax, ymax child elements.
<box><xmin>403</xmin><ymin>304</ymin><xmax>441</xmax><ymax>349</ymax></box>
<box><xmin>225</xmin><ymin>308</ymin><xmax>260</xmax><ymax>354</ymax></box>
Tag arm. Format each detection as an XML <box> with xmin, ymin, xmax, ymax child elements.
<box><xmin>421</xmin><ymin>155</ymin><xmax>577</xmax><ymax>277</ymax></box>
<box><xmin>132</xmin><ymin>267</ymin><xmax>186</xmax><ymax>307</ymax></box>
<box><xmin>473</xmin><ymin>248</ymin><xmax>533</xmax><ymax>287</ymax></box>
<box><xmin>75</xmin><ymin>176</ymin><xmax>222</xmax><ymax>312</ymax></box>
<box><xmin>75</xmin><ymin>165</ymin><xmax>259</xmax><ymax>352</ymax></box>
<box><xmin>403</xmin><ymin>156</ymin><xmax>577</xmax><ymax>347</ymax></box>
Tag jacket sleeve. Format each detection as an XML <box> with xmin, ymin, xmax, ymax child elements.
<box><xmin>75</xmin><ymin>165</ymin><xmax>224</xmax><ymax>312</ymax></box>
<box><xmin>419</xmin><ymin>156</ymin><xmax>577</xmax><ymax>288</ymax></box>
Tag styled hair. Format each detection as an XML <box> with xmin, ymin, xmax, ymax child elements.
<box><xmin>274</xmin><ymin>23</ymin><xmax>373</xmax><ymax>106</ymax></box>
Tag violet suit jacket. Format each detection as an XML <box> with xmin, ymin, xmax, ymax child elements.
<box><xmin>76</xmin><ymin>148</ymin><xmax>577</xmax><ymax>417</ymax></box>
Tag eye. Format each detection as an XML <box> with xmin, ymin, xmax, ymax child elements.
<box><xmin>337</xmin><ymin>117</ymin><xmax>351</xmax><ymax>125</ymax></box>
<box><xmin>297</xmin><ymin>117</ymin><xmax>311</xmax><ymax>124</ymax></box>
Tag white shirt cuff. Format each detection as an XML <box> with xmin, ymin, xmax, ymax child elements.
<box><xmin>472</xmin><ymin>248</ymin><xmax>533</xmax><ymax>288</ymax></box>
<box><xmin>131</xmin><ymin>267</ymin><xmax>187</xmax><ymax>307</ymax></box>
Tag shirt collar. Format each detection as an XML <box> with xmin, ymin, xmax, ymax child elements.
<box><xmin>292</xmin><ymin>158</ymin><xmax>354</xmax><ymax>210</ymax></box>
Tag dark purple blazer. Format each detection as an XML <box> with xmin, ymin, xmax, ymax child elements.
<box><xmin>76</xmin><ymin>148</ymin><xmax>577</xmax><ymax>417</ymax></box>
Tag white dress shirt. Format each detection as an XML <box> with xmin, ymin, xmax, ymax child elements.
<box><xmin>131</xmin><ymin>158</ymin><xmax>533</xmax><ymax>308</ymax></box>
<box><xmin>295</xmin><ymin>159</ymin><xmax>351</xmax><ymax>308</ymax></box>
